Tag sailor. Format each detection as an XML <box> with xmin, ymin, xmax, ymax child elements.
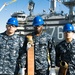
<box><xmin>23</xmin><ymin>16</ymin><xmax>56</xmax><ymax>75</ymax></box>
<box><xmin>56</xmin><ymin>23</ymin><xmax>75</xmax><ymax>75</ymax></box>
<box><xmin>0</xmin><ymin>17</ymin><xmax>26</xmax><ymax>75</ymax></box>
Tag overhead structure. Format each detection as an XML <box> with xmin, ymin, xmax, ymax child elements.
<box><xmin>28</xmin><ymin>0</ymin><xmax>35</xmax><ymax>16</ymax></box>
<box><xmin>0</xmin><ymin>3</ymin><xmax>7</xmax><ymax>12</ymax></box>
<box><xmin>50</xmin><ymin>0</ymin><xmax>57</xmax><ymax>14</ymax></box>
<box><xmin>6</xmin><ymin>0</ymin><xmax>17</xmax><ymax>5</ymax></box>
<box><xmin>0</xmin><ymin>0</ymin><xmax>17</xmax><ymax>12</ymax></box>
<box><xmin>58</xmin><ymin>0</ymin><xmax>75</xmax><ymax>15</ymax></box>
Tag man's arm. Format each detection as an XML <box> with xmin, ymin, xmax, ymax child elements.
<box><xmin>49</xmin><ymin>38</ymin><xmax>56</xmax><ymax>67</ymax></box>
<box><xmin>18</xmin><ymin>37</ymin><xmax>27</xmax><ymax>75</ymax></box>
<box><xmin>48</xmin><ymin>38</ymin><xmax>56</xmax><ymax>75</ymax></box>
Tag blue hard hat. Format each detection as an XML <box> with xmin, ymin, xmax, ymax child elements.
<box><xmin>7</xmin><ymin>17</ymin><xmax>18</xmax><ymax>27</ymax></box>
<box><xmin>63</xmin><ymin>23</ymin><xmax>74</xmax><ymax>32</ymax></box>
<box><xmin>33</xmin><ymin>16</ymin><xmax>44</xmax><ymax>26</ymax></box>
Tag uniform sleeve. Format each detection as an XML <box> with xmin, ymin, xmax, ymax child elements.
<box><xmin>48</xmin><ymin>38</ymin><xmax>56</xmax><ymax>67</ymax></box>
<box><xmin>19</xmin><ymin>37</ymin><xmax>27</xmax><ymax>68</ymax></box>
<box><xmin>49</xmin><ymin>38</ymin><xmax>56</xmax><ymax>67</ymax></box>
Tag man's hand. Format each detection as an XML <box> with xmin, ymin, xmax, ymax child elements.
<box><xmin>18</xmin><ymin>68</ymin><xmax>26</xmax><ymax>75</ymax></box>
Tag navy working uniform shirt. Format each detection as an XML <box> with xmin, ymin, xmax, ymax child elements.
<box><xmin>0</xmin><ymin>31</ymin><xmax>26</xmax><ymax>75</ymax></box>
<box><xmin>56</xmin><ymin>39</ymin><xmax>75</xmax><ymax>75</ymax></box>
<box><xmin>24</xmin><ymin>31</ymin><xmax>56</xmax><ymax>74</ymax></box>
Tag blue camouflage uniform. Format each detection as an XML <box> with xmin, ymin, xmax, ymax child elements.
<box><xmin>24</xmin><ymin>31</ymin><xmax>56</xmax><ymax>75</ymax></box>
<box><xmin>56</xmin><ymin>39</ymin><xmax>75</xmax><ymax>75</ymax></box>
<box><xmin>0</xmin><ymin>31</ymin><xmax>26</xmax><ymax>75</ymax></box>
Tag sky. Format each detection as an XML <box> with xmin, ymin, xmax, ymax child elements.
<box><xmin>0</xmin><ymin>0</ymin><xmax>69</xmax><ymax>33</ymax></box>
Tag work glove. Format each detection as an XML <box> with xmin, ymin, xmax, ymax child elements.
<box><xmin>18</xmin><ymin>68</ymin><xmax>26</xmax><ymax>75</ymax></box>
<box><xmin>49</xmin><ymin>68</ymin><xmax>56</xmax><ymax>75</ymax></box>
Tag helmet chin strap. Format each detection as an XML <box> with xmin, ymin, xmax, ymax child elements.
<box><xmin>6</xmin><ymin>31</ymin><xmax>15</xmax><ymax>36</ymax></box>
<box><xmin>66</xmin><ymin>38</ymin><xmax>72</xmax><ymax>43</ymax></box>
